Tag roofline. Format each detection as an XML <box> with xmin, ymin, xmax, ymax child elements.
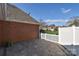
<box><xmin>0</xmin><ymin>19</ymin><xmax>40</xmax><ymax>25</ymax></box>
<box><xmin>6</xmin><ymin>18</ymin><xmax>40</xmax><ymax>25</ymax></box>
<box><xmin>6</xmin><ymin>3</ymin><xmax>40</xmax><ymax>25</ymax></box>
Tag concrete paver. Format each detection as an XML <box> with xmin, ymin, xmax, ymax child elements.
<box><xmin>0</xmin><ymin>39</ymin><xmax>73</xmax><ymax>56</ymax></box>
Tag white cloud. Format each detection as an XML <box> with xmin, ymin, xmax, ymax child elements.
<box><xmin>44</xmin><ymin>19</ymin><xmax>68</xmax><ymax>23</ymax></box>
<box><xmin>61</xmin><ymin>8</ymin><xmax>72</xmax><ymax>13</ymax></box>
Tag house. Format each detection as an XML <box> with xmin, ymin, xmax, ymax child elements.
<box><xmin>48</xmin><ymin>25</ymin><xmax>55</xmax><ymax>31</ymax></box>
<box><xmin>0</xmin><ymin>3</ymin><xmax>40</xmax><ymax>45</ymax></box>
<box><xmin>40</xmin><ymin>25</ymin><xmax>48</xmax><ymax>30</ymax></box>
<box><xmin>48</xmin><ymin>25</ymin><xmax>65</xmax><ymax>31</ymax></box>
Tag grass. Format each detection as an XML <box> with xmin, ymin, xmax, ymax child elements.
<box><xmin>44</xmin><ymin>30</ymin><xmax>58</xmax><ymax>35</ymax></box>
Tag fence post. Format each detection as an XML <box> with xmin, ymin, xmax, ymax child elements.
<box><xmin>72</xmin><ymin>25</ymin><xmax>77</xmax><ymax>55</ymax></box>
<box><xmin>73</xmin><ymin>25</ymin><xmax>75</xmax><ymax>45</ymax></box>
<box><xmin>45</xmin><ymin>33</ymin><xmax>47</xmax><ymax>40</ymax></box>
<box><xmin>58</xmin><ymin>27</ymin><xmax>60</xmax><ymax>44</ymax></box>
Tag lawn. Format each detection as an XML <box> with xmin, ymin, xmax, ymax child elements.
<box><xmin>44</xmin><ymin>30</ymin><xmax>58</xmax><ymax>35</ymax></box>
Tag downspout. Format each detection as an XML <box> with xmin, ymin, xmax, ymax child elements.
<box><xmin>4</xmin><ymin>3</ymin><xmax>7</xmax><ymax>20</ymax></box>
<box><xmin>3</xmin><ymin>3</ymin><xmax>7</xmax><ymax>42</ymax></box>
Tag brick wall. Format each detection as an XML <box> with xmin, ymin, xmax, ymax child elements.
<box><xmin>0</xmin><ymin>20</ymin><xmax>39</xmax><ymax>45</ymax></box>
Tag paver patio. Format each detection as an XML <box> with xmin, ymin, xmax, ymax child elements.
<box><xmin>0</xmin><ymin>39</ymin><xmax>73</xmax><ymax>56</ymax></box>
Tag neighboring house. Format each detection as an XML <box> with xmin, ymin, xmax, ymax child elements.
<box><xmin>0</xmin><ymin>3</ymin><xmax>39</xmax><ymax>45</ymax></box>
<box><xmin>48</xmin><ymin>25</ymin><xmax>64</xmax><ymax>31</ymax></box>
<box><xmin>40</xmin><ymin>25</ymin><xmax>48</xmax><ymax>30</ymax></box>
<box><xmin>48</xmin><ymin>25</ymin><xmax>56</xmax><ymax>31</ymax></box>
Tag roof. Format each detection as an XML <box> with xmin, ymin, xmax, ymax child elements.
<box><xmin>0</xmin><ymin>3</ymin><xmax>39</xmax><ymax>25</ymax></box>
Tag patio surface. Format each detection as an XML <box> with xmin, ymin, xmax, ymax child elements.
<box><xmin>0</xmin><ymin>39</ymin><xmax>73</xmax><ymax>56</ymax></box>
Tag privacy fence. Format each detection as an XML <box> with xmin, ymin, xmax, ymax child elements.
<box><xmin>59</xmin><ymin>26</ymin><xmax>79</xmax><ymax>45</ymax></box>
<box><xmin>41</xmin><ymin>26</ymin><xmax>79</xmax><ymax>45</ymax></box>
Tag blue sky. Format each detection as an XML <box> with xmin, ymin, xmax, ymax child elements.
<box><xmin>14</xmin><ymin>3</ymin><xmax>79</xmax><ymax>26</ymax></box>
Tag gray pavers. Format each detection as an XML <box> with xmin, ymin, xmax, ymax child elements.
<box><xmin>0</xmin><ymin>39</ymin><xmax>73</xmax><ymax>56</ymax></box>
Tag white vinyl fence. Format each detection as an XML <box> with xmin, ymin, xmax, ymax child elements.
<box><xmin>75</xmin><ymin>27</ymin><xmax>79</xmax><ymax>45</ymax></box>
<box><xmin>41</xmin><ymin>33</ymin><xmax>58</xmax><ymax>42</ymax></box>
<box><xmin>59</xmin><ymin>26</ymin><xmax>79</xmax><ymax>45</ymax></box>
<box><xmin>41</xmin><ymin>26</ymin><xmax>79</xmax><ymax>45</ymax></box>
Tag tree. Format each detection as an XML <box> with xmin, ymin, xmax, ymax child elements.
<box><xmin>39</xmin><ymin>19</ymin><xmax>48</xmax><ymax>30</ymax></box>
<box><xmin>66</xmin><ymin>16</ymin><xmax>79</xmax><ymax>26</ymax></box>
<box><xmin>39</xmin><ymin>19</ymin><xmax>47</xmax><ymax>26</ymax></box>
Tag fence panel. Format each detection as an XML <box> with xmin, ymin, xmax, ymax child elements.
<box><xmin>41</xmin><ymin>33</ymin><xmax>58</xmax><ymax>42</ymax></box>
<box><xmin>46</xmin><ymin>34</ymin><xmax>58</xmax><ymax>42</ymax></box>
<box><xmin>59</xmin><ymin>27</ymin><xmax>73</xmax><ymax>45</ymax></box>
<box><xmin>41</xmin><ymin>33</ymin><xmax>46</xmax><ymax>39</ymax></box>
<box><xmin>75</xmin><ymin>27</ymin><xmax>79</xmax><ymax>45</ymax></box>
